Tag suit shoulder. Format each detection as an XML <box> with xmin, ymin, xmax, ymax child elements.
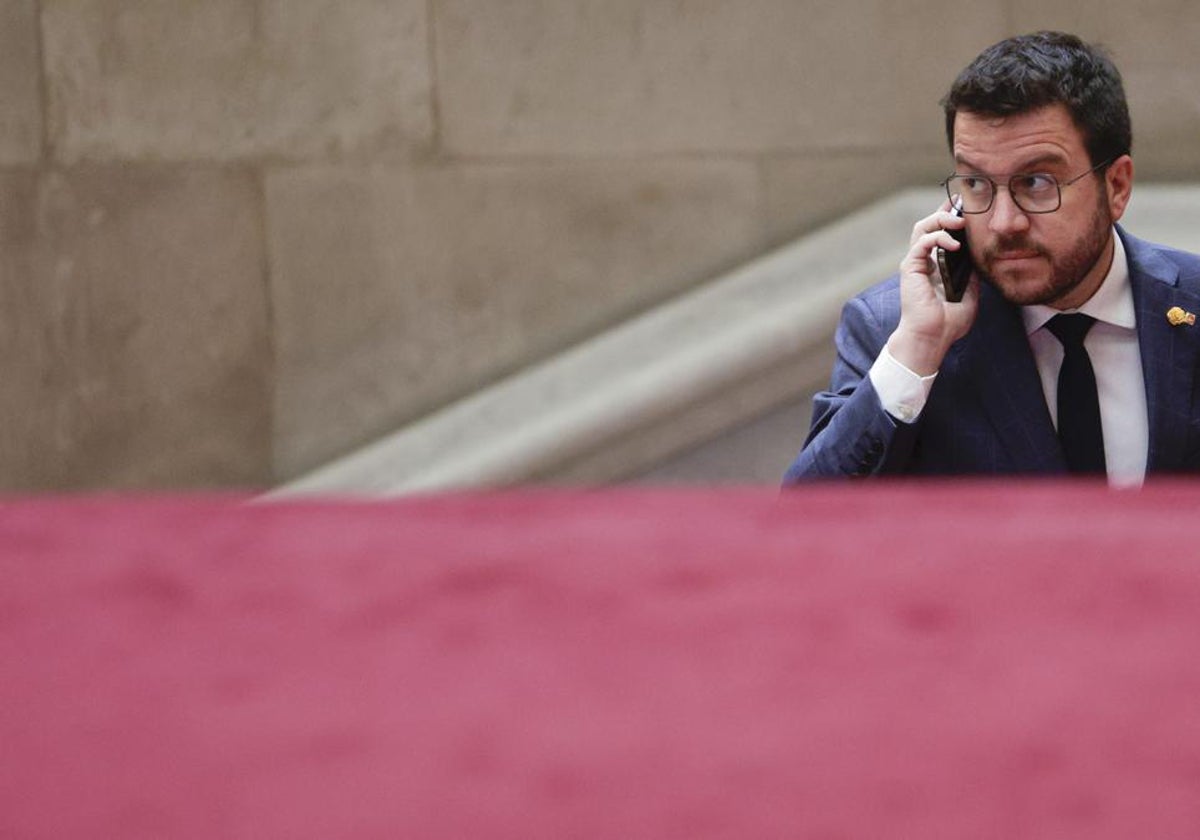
<box><xmin>1122</xmin><ymin>229</ymin><xmax>1200</xmax><ymax>287</ymax></box>
<box><xmin>844</xmin><ymin>274</ymin><xmax>901</xmax><ymax>322</ymax></box>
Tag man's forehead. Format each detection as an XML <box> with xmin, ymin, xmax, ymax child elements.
<box><xmin>952</xmin><ymin>105</ymin><xmax>1085</xmax><ymax>168</ymax></box>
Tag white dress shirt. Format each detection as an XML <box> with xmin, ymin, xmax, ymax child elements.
<box><xmin>870</xmin><ymin>229</ymin><xmax>1147</xmax><ymax>486</ymax></box>
<box><xmin>1022</xmin><ymin>233</ymin><xmax>1146</xmax><ymax>486</ymax></box>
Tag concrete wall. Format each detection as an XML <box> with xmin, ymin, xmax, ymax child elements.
<box><xmin>7</xmin><ymin>1</ymin><xmax>1200</xmax><ymax>491</ymax></box>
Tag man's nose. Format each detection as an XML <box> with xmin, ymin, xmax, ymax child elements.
<box><xmin>987</xmin><ymin>186</ymin><xmax>1031</xmax><ymax>235</ymax></box>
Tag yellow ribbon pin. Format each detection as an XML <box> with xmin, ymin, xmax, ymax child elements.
<box><xmin>1167</xmin><ymin>306</ymin><xmax>1196</xmax><ymax>326</ymax></box>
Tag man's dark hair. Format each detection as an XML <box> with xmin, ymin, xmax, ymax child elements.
<box><xmin>942</xmin><ymin>31</ymin><xmax>1132</xmax><ymax>168</ymax></box>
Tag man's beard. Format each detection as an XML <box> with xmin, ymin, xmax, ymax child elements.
<box><xmin>977</xmin><ymin>189</ymin><xmax>1113</xmax><ymax>308</ymax></box>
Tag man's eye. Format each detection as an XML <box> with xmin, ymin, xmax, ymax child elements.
<box><xmin>1015</xmin><ymin>174</ymin><xmax>1057</xmax><ymax>193</ymax></box>
<box><xmin>960</xmin><ymin>176</ymin><xmax>989</xmax><ymax>193</ymax></box>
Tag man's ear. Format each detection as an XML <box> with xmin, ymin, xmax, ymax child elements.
<box><xmin>1106</xmin><ymin>154</ymin><xmax>1134</xmax><ymax>222</ymax></box>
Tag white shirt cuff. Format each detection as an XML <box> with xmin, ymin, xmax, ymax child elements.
<box><xmin>868</xmin><ymin>344</ymin><xmax>938</xmax><ymax>424</ymax></box>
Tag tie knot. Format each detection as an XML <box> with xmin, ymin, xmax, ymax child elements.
<box><xmin>1047</xmin><ymin>313</ymin><xmax>1097</xmax><ymax>349</ymax></box>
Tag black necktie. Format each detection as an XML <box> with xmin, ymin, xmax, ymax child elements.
<box><xmin>1046</xmin><ymin>314</ymin><xmax>1106</xmax><ymax>475</ymax></box>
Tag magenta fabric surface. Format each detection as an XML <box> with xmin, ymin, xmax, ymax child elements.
<box><xmin>3</xmin><ymin>483</ymin><xmax>1200</xmax><ymax>839</ymax></box>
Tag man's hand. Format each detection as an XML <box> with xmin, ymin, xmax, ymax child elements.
<box><xmin>886</xmin><ymin>199</ymin><xmax>981</xmax><ymax>375</ymax></box>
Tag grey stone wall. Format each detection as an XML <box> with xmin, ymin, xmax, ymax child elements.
<box><xmin>6</xmin><ymin>0</ymin><xmax>1200</xmax><ymax>490</ymax></box>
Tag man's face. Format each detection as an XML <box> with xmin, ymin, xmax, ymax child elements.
<box><xmin>952</xmin><ymin>104</ymin><xmax>1130</xmax><ymax>310</ymax></box>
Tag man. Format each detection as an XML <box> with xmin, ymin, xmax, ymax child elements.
<box><xmin>784</xmin><ymin>31</ymin><xmax>1200</xmax><ymax>486</ymax></box>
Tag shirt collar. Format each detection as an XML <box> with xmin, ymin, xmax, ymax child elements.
<box><xmin>1021</xmin><ymin>229</ymin><xmax>1134</xmax><ymax>335</ymax></box>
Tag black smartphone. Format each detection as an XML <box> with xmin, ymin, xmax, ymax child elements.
<box><xmin>935</xmin><ymin>197</ymin><xmax>971</xmax><ymax>303</ymax></box>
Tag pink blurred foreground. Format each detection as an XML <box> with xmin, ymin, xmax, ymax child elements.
<box><xmin>4</xmin><ymin>482</ymin><xmax>1200</xmax><ymax>839</ymax></box>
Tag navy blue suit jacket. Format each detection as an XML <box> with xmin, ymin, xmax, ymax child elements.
<box><xmin>784</xmin><ymin>227</ymin><xmax>1200</xmax><ymax>480</ymax></box>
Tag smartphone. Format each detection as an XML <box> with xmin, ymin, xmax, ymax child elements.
<box><xmin>935</xmin><ymin>197</ymin><xmax>971</xmax><ymax>303</ymax></box>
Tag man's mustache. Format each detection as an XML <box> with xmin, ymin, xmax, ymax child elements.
<box><xmin>981</xmin><ymin>237</ymin><xmax>1048</xmax><ymax>262</ymax></box>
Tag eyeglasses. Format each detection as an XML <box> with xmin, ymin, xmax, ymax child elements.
<box><xmin>941</xmin><ymin>158</ymin><xmax>1114</xmax><ymax>214</ymax></box>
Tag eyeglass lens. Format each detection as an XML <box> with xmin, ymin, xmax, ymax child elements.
<box><xmin>945</xmin><ymin>174</ymin><xmax>1061</xmax><ymax>213</ymax></box>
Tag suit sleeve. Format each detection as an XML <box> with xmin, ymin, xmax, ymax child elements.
<box><xmin>782</xmin><ymin>293</ymin><xmax>922</xmax><ymax>481</ymax></box>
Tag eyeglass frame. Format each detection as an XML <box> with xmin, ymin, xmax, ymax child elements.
<box><xmin>940</xmin><ymin>157</ymin><xmax>1117</xmax><ymax>215</ymax></box>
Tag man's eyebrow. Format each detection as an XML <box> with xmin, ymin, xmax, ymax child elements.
<box><xmin>954</xmin><ymin>152</ymin><xmax>1070</xmax><ymax>172</ymax></box>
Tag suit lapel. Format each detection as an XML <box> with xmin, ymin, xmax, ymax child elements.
<box><xmin>955</xmin><ymin>281</ymin><xmax>1065</xmax><ymax>472</ymax></box>
<box><xmin>1125</xmin><ymin>230</ymin><xmax>1200</xmax><ymax>471</ymax></box>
